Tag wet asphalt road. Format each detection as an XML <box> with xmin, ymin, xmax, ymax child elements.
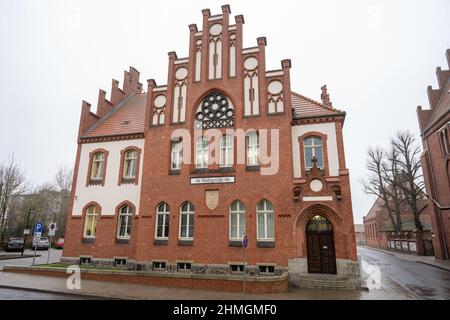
<box><xmin>358</xmin><ymin>246</ymin><xmax>450</xmax><ymax>300</ymax></box>
<box><xmin>0</xmin><ymin>249</ymin><xmax>62</xmax><ymax>270</ymax></box>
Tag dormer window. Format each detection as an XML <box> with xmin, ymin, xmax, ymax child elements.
<box><xmin>304</xmin><ymin>137</ymin><xmax>324</xmax><ymax>169</ymax></box>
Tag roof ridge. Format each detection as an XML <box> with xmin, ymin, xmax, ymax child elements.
<box><xmin>291</xmin><ymin>91</ymin><xmax>345</xmax><ymax>114</ymax></box>
<box><xmin>84</xmin><ymin>93</ymin><xmax>139</xmax><ymax>136</ymax></box>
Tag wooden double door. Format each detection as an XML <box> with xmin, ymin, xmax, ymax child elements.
<box><xmin>306</xmin><ymin>231</ymin><xmax>337</xmax><ymax>274</ymax></box>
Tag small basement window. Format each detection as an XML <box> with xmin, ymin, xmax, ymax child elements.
<box><xmin>230</xmin><ymin>264</ymin><xmax>244</xmax><ymax>275</ymax></box>
<box><xmin>114</xmin><ymin>258</ymin><xmax>127</xmax><ymax>267</ymax></box>
<box><xmin>152</xmin><ymin>261</ymin><xmax>166</xmax><ymax>271</ymax></box>
<box><xmin>177</xmin><ymin>262</ymin><xmax>191</xmax><ymax>272</ymax></box>
<box><xmin>79</xmin><ymin>257</ymin><xmax>91</xmax><ymax>265</ymax></box>
<box><xmin>259</xmin><ymin>265</ymin><xmax>275</xmax><ymax>275</ymax></box>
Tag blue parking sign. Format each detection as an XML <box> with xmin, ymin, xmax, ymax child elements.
<box><xmin>34</xmin><ymin>222</ymin><xmax>43</xmax><ymax>233</ymax></box>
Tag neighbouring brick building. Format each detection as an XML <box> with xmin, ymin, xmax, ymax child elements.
<box><xmin>363</xmin><ymin>197</ymin><xmax>434</xmax><ymax>255</ymax></box>
<box><xmin>62</xmin><ymin>5</ymin><xmax>360</xmax><ymax>289</ymax></box>
<box><xmin>354</xmin><ymin>224</ymin><xmax>366</xmax><ymax>246</ymax></box>
<box><xmin>417</xmin><ymin>49</ymin><xmax>450</xmax><ymax>260</ymax></box>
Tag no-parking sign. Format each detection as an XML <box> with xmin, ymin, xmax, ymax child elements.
<box><xmin>48</xmin><ymin>222</ymin><xmax>57</xmax><ymax>237</ymax></box>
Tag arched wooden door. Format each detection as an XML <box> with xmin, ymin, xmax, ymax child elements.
<box><xmin>306</xmin><ymin>215</ymin><xmax>337</xmax><ymax>274</ymax></box>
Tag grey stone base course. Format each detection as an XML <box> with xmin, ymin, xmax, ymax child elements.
<box><xmin>288</xmin><ymin>258</ymin><xmax>362</xmax><ymax>290</ymax></box>
<box><xmin>61</xmin><ymin>256</ymin><xmax>361</xmax><ymax>289</ymax></box>
<box><xmin>59</xmin><ymin>257</ymin><xmax>287</xmax><ymax>277</ymax></box>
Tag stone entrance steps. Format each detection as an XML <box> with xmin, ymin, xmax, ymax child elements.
<box><xmin>294</xmin><ymin>274</ymin><xmax>360</xmax><ymax>290</ymax></box>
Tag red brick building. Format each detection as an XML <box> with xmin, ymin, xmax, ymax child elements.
<box><xmin>363</xmin><ymin>197</ymin><xmax>434</xmax><ymax>255</ymax></box>
<box><xmin>62</xmin><ymin>5</ymin><xmax>360</xmax><ymax>289</ymax></box>
<box><xmin>417</xmin><ymin>49</ymin><xmax>450</xmax><ymax>260</ymax></box>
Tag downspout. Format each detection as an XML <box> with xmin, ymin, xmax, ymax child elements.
<box><xmin>425</xmin><ymin>140</ymin><xmax>449</xmax><ymax>260</ymax></box>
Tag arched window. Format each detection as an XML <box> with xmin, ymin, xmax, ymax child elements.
<box><xmin>194</xmin><ymin>91</ymin><xmax>235</xmax><ymax>129</ymax></box>
<box><xmin>304</xmin><ymin>137</ymin><xmax>324</xmax><ymax>169</ymax></box>
<box><xmin>246</xmin><ymin>132</ymin><xmax>260</xmax><ymax>166</ymax></box>
<box><xmin>91</xmin><ymin>152</ymin><xmax>105</xmax><ymax>180</ymax></box>
<box><xmin>256</xmin><ymin>200</ymin><xmax>274</xmax><ymax>241</ymax></box>
<box><xmin>306</xmin><ymin>215</ymin><xmax>333</xmax><ymax>233</ymax></box>
<box><xmin>179</xmin><ymin>202</ymin><xmax>194</xmax><ymax>240</ymax></box>
<box><xmin>117</xmin><ymin>204</ymin><xmax>133</xmax><ymax>239</ymax></box>
<box><xmin>229</xmin><ymin>201</ymin><xmax>246</xmax><ymax>240</ymax></box>
<box><xmin>83</xmin><ymin>205</ymin><xmax>99</xmax><ymax>238</ymax></box>
<box><xmin>171</xmin><ymin>140</ymin><xmax>183</xmax><ymax>170</ymax></box>
<box><xmin>123</xmin><ymin>150</ymin><xmax>138</xmax><ymax>178</ymax></box>
<box><xmin>155</xmin><ymin>202</ymin><xmax>170</xmax><ymax>239</ymax></box>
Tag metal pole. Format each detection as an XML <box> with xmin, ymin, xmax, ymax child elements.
<box><xmin>47</xmin><ymin>236</ymin><xmax>52</xmax><ymax>264</ymax></box>
<box><xmin>243</xmin><ymin>245</ymin><xmax>247</xmax><ymax>300</ymax></box>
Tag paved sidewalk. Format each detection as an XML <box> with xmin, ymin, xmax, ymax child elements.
<box><xmin>362</xmin><ymin>246</ymin><xmax>450</xmax><ymax>272</ymax></box>
<box><xmin>0</xmin><ymin>270</ymin><xmax>418</xmax><ymax>300</ymax></box>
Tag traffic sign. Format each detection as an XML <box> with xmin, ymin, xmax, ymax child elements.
<box><xmin>242</xmin><ymin>234</ymin><xmax>249</xmax><ymax>248</ymax></box>
<box><xmin>34</xmin><ymin>222</ymin><xmax>43</xmax><ymax>233</ymax></box>
<box><xmin>48</xmin><ymin>222</ymin><xmax>57</xmax><ymax>237</ymax></box>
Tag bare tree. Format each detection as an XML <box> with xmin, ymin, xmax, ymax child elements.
<box><xmin>54</xmin><ymin>165</ymin><xmax>73</xmax><ymax>191</ymax></box>
<box><xmin>389</xmin><ymin>131</ymin><xmax>428</xmax><ymax>254</ymax></box>
<box><xmin>362</xmin><ymin>148</ymin><xmax>402</xmax><ymax>233</ymax></box>
<box><xmin>0</xmin><ymin>155</ymin><xmax>26</xmax><ymax>242</ymax></box>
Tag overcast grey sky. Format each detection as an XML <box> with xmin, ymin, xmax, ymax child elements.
<box><xmin>0</xmin><ymin>0</ymin><xmax>449</xmax><ymax>223</ymax></box>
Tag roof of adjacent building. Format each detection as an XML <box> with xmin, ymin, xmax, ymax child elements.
<box><xmin>80</xmin><ymin>91</ymin><xmax>346</xmax><ymax>138</ymax></box>
<box><xmin>291</xmin><ymin>92</ymin><xmax>345</xmax><ymax>119</ymax></box>
<box><xmin>82</xmin><ymin>93</ymin><xmax>146</xmax><ymax>138</ymax></box>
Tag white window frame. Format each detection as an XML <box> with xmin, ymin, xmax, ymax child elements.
<box><xmin>179</xmin><ymin>202</ymin><xmax>194</xmax><ymax>240</ymax></box>
<box><xmin>91</xmin><ymin>152</ymin><xmax>105</xmax><ymax>180</ymax></box>
<box><xmin>123</xmin><ymin>150</ymin><xmax>137</xmax><ymax>178</ymax></box>
<box><xmin>117</xmin><ymin>205</ymin><xmax>133</xmax><ymax>239</ymax></box>
<box><xmin>256</xmin><ymin>200</ymin><xmax>275</xmax><ymax>241</ymax></box>
<box><xmin>155</xmin><ymin>202</ymin><xmax>170</xmax><ymax>239</ymax></box>
<box><xmin>83</xmin><ymin>205</ymin><xmax>98</xmax><ymax>238</ymax></box>
<box><xmin>246</xmin><ymin>132</ymin><xmax>260</xmax><ymax>166</ymax></box>
<box><xmin>304</xmin><ymin>137</ymin><xmax>324</xmax><ymax>169</ymax></box>
<box><xmin>195</xmin><ymin>137</ymin><xmax>209</xmax><ymax>169</ymax></box>
<box><xmin>171</xmin><ymin>140</ymin><xmax>183</xmax><ymax>170</ymax></box>
<box><xmin>229</xmin><ymin>201</ymin><xmax>246</xmax><ymax>240</ymax></box>
<box><xmin>220</xmin><ymin>135</ymin><xmax>234</xmax><ymax>167</ymax></box>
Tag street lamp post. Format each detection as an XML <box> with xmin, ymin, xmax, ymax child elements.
<box><xmin>21</xmin><ymin>207</ymin><xmax>35</xmax><ymax>256</ymax></box>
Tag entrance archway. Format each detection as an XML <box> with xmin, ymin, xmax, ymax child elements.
<box><xmin>306</xmin><ymin>215</ymin><xmax>337</xmax><ymax>274</ymax></box>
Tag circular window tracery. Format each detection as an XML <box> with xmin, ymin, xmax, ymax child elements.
<box><xmin>195</xmin><ymin>91</ymin><xmax>235</xmax><ymax>129</ymax></box>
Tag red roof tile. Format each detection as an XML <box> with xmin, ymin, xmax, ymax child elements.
<box><xmin>82</xmin><ymin>93</ymin><xmax>146</xmax><ymax>138</ymax></box>
<box><xmin>291</xmin><ymin>92</ymin><xmax>345</xmax><ymax>119</ymax></box>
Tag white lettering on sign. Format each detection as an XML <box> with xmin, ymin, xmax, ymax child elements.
<box><xmin>190</xmin><ymin>176</ymin><xmax>235</xmax><ymax>185</ymax></box>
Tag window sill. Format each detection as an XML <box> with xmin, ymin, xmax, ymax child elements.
<box><xmin>87</xmin><ymin>179</ymin><xmax>104</xmax><ymax>186</ymax></box>
<box><xmin>178</xmin><ymin>239</ymin><xmax>193</xmax><ymax>246</ymax></box>
<box><xmin>154</xmin><ymin>239</ymin><xmax>168</xmax><ymax>246</ymax></box>
<box><xmin>169</xmin><ymin>169</ymin><xmax>181</xmax><ymax>175</ymax></box>
<box><xmin>116</xmin><ymin>238</ymin><xmax>130</xmax><ymax>244</ymax></box>
<box><xmin>228</xmin><ymin>240</ymin><xmax>243</xmax><ymax>247</ymax></box>
<box><xmin>82</xmin><ymin>237</ymin><xmax>95</xmax><ymax>244</ymax></box>
<box><xmin>246</xmin><ymin>165</ymin><xmax>260</xmax><ymax>172</ymax></box>
<box><xmin>267</xmin><ymin>111</ymin><xmax>286</xmax><ymax>116</ymax></box>
<box><xmin>257</xmin><ymin>241</ymin><xmax>275</xmax><ymax>248</ymax></box>
<box><xmin>120</xmin><ymin>178</ymin><xmax>136</xmax><ymax>185</ymax></box>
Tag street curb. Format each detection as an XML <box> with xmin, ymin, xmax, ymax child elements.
<box><xmin>0</xmin><ymin>255</ymin><xmax>42</xmax><ymax>261</ymax></box>
<box><xmin>0</xmin><ymin>284</ymin><xmax>122</xmax><ymax>300</ymax></box>
<box><xmin>417</xmin><ymin>261</ymin><xmax>450</xmax><ymax>272</ymax></box>
<box><xmin>362</xmin><ymin>246</ymin><xmax>450</xmax><ymax>272</ymax></box>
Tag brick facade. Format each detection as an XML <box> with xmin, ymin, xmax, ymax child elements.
<box><xmin>63</xmin><ymin>5</ymin><xmax>359</xmax><ymax>289</ymax></box>
<box><xmin>417</xmin><ymin>49</ymin><xmax>450</xmax><ymax>260</ymax></box>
